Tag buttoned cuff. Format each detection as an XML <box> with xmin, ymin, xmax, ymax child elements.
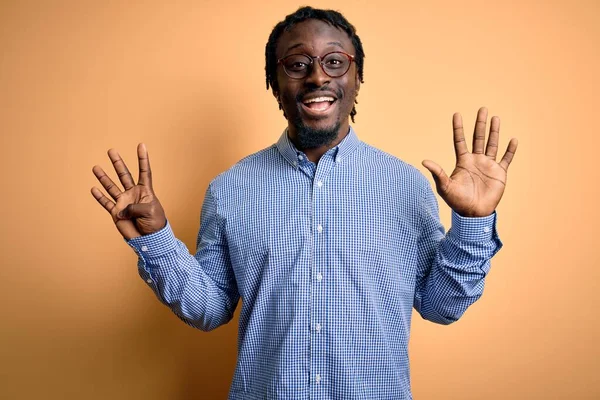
<box><xmin>448</xmin><ymin>211</ymin><xmax>497</xmax><ymax>242</ymax></box>
<box><xmin>126</xmin><ymin>220</ymin><xmax>177</xmax><ymax>258</ymax></box>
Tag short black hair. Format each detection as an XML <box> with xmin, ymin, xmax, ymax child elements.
<box><xmin>265</xmin><ymin>6</ymin><xmax>365</xmax><ymax>122</ymax></box>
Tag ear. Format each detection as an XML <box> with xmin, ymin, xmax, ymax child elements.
<box><xmin>355</xmin><ymin>72</ymin><xmax>361</xmax><ymax>94</ymax></box>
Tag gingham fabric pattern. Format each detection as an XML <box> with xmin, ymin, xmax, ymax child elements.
<box><xmin>128</xmin><ymin>127</ymin><xmax>502</xmax><ymax>400</ymax></box>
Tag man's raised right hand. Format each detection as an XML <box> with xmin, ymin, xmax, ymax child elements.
<box><xmin>91</xmin><ymin>143</ymin><xmax>167</xmax><ymax>240</ymax></box>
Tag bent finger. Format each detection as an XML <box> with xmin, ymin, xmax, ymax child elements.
<box><xmin>117</xmin><ymin>202</ymin><xmax>152</xmax><ymax>220</ymax></box>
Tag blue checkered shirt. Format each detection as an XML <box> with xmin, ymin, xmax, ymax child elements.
<box><xmin>128</xmin><ymin>127</ymin><xmax>501</xmax><ymax>399</ymax></box>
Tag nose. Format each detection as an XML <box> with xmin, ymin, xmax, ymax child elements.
<box><xmin>305</xmin><ymin>57</ymin><xmax>330</xmax><ymax>87</ymax></box>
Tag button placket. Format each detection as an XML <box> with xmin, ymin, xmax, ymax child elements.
<box><xmin>310</xmin><ymin>157</ymin><xmax>334</xmax><ymax>392</ymax></box>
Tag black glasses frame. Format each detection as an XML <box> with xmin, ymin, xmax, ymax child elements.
<box><xmin>277</xmin><ymin>51</ymin><xmax>356</xmax><ymax>79</ymax></box>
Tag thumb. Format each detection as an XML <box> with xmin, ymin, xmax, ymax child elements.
<box><xmin>422</xmin><ymin>160</ymin><xmax>450</xmax><ymax>193</ymax></box>
<box><xmin>117</xmin><ymin>203</ymin><xmax>151</xmax><ymax>220</ymax></box>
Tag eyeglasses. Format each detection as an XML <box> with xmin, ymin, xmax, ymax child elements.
<box><xmin>277</xmin><ymin>51</ymin><xmax>355</xmax><ymax>79</ymax></box>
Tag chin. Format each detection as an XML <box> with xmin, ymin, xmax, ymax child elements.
<box><xmin>292</xmin><ymin>118</ymin><xmax>341</xmax><ymax>149</ymax></box>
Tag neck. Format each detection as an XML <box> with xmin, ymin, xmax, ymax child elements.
<box><xmin>288</xmin><ymin>122</ymin><xmax>350</xmax><ymax>163</ymax></box>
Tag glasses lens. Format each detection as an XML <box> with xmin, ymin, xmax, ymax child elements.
<box><xmin>282</xmin><ymin>54</ymin><xmax>312</xmax><ymax>78</ymax></box>
<box><xmin>322</xmin><ymin>52</ymin><xmax>351</xmax><ymax>77</ymax></box>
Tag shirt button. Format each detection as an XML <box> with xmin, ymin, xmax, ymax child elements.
<box><xmin>335</xmin><ymin>157</ymin><xmax>341</xmax><ymax>163</ymax></box>
<box><xmin>315</xmin><ymin>374</ymin><xmax>321</xmax><ymax>384</ymax></box>
<box><xmin>146</xmin><ymin>278</ymin><xmax>152</xmax><ymax>284</ymax></box>
<box><xmin>315</xmin><ymin>323</ymin><xmax>322</xmax><ymax>332</ymax></box>
<box><xmin>317</xmin><ymin>224</ymin><xmax>323</xmax><ymax>233</ymax></box>
<box><xmin>317</xmin><ymin>180</ymin><xmax>323</xmax><ymax>188</ymax></box>
<box><xmin>141</xmin><ymin>246</ymin><xmax>148</xmax><ymax>252</ymax></box>
<box><xmin>483</xmin><ymin>227</ymin><xmax>491</xmax><ymax>233</ymax></box>
<box><xmin>316</xmin><ymin>273</ymin><xmax>323</xmax><ymax>282</ymax></box>
<box><xmin>298</xmin><ymin>155</ymin><xmax>303</xmax><ymax>161</ymax></box>
<box><xmin>293</xmin><ymin>161</ymin><xmax>298</xmax><ymax>166</ymax></box>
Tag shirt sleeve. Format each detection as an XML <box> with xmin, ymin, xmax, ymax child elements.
<box><xmin>413</xmin><ymin>181</ymin><xmax>502</xmax><ymax>325</ymax></box>
<box><xmin>127</xmin><ymin>185</ymin><xmax>239</xmax><ymax>331</ymax></box>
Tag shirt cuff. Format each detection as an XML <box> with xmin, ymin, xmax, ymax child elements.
<box><xmin>126</xmin><ymin>220</ymin><xmax>178</xmax><ymax>258</ymax></box>
<box><xmin>448</xmin><ymin>211</ymin><xmax>497</xmax><ymax>242</ymax></box>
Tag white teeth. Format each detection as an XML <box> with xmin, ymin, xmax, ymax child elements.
<box><xmin>304</xmin><ymin>96</ymin><xmax>335</xmax><ymax>104</ymax></box>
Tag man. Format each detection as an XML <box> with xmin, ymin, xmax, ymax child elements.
<box><xmin>91</xmin><ymin>6</ymin><xmax>517</xmax><ymax>399</ymax></box>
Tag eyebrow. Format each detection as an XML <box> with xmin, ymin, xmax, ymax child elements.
<box><xmin>284</xmin><ymin>41</ymin><xmax>346</xmax><ymax>55</ymax></box>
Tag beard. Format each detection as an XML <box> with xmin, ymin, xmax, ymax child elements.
<box><xmin>291</xmin><ymin>117</ymin><xmax>341</xmax><ymax>149</ymax></box>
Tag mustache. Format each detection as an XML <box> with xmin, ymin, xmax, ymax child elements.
<box><xmin>295</xmin><ymin>86</ymin><xmax>343</xmax><ymax>102</ymax></box>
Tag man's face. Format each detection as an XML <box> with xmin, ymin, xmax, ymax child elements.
<box><xmin>274</xmin><ymin>19</ymin><xmax>360</xmax><ymax>149</ymax></box>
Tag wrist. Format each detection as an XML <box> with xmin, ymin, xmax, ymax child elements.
<box><xmin>451</xmin><ymin>206</ymin><xmax>495</xmax><ymax>218</ymax></box>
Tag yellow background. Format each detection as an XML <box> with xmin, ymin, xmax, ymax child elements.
<box><xmin>1</xmin><ymin>0</ymin><xmax>598</xmax><ymax>399</ymax></box>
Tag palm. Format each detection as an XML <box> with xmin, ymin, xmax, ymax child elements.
<box><xmin>423</xmin><ymin>108</ymin><xmax>518</xmax><ymax>218</ymax></box>
<box><xmin>91</xmin><ymin>144</ymin><xmax>166</xmax><ymax>240</ymax></box>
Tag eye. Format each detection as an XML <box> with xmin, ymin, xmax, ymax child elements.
<box><xmin>323</xmin><ymin>54</ymin><xmax>347</xmax><ymax>69</ymax></box>
<box><xmin>289</xmin><ymin>61</ymin><xmax>308</xmax><ymax>70</ymax></box>
<box><xmin>283</xmin><ymin>55</ymin><xmax>311</xmax><ymax>72</ymax></box>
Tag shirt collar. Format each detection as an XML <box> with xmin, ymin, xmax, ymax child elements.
<box><xmin>276</xmin><ymin>126</ymin><xmax>361</xmax><ymax>168</ymax></box>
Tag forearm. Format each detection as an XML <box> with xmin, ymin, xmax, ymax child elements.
<box><xmin>415</xmin><ymin>212</ymin><xmax>502</xmax><ymax>324</ymax></box>
<box><xmin>128</xmin><ymin>221</ymin><xmax>239</xmax><ymax>331</ymax></box>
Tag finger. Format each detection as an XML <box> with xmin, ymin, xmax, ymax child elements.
<box><xmin>499</xmin><ymin>138</ymin><xmax>518</xmax><ymax>171</ymax></box>
<box><xmin>472</xmin><ymin>107</ymin><xmax>488</xmax><ymax>154</ymax></box>
<box><xmin>117</xmin><ymin>202</ymin><xmax>152</xmax><ymax>220</ymax></box>
<box><xmin>91</xmin><ymin>186</ymin><xmax>116</xmax><ymax>214</ymax></box>
<box><xmin>485</xmin><ymin>116</ymin><xmax>500</xmax><ymax>160</ymax></box>
<box><xmin>422</xmin><ymin>160</ymin><xmax>451</xmax><ymax>194</ymax></box>
<box><xmin>137</xmin><ymin>143</ymin><xmax>153</xmax><ymax>190</ymax></box>
<box><xmin>107</xmin><ymin>149</ymin><xmax>136</xmax><ymax>190</ymax></box>
<box><xmin>453</xmin><ymin>113</ymin><xmax>468</xmax><ymax>160</ymax></box>
<box><xmin>92</xmin><ymin>165</ymin><xmax>123</xmax><ymax>201</ymax></box>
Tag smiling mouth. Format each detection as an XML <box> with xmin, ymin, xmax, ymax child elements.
<box><xmin>301</xmin><ymin>96</ymin><xmax>337</xmax><ymax>115</ymax></box>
